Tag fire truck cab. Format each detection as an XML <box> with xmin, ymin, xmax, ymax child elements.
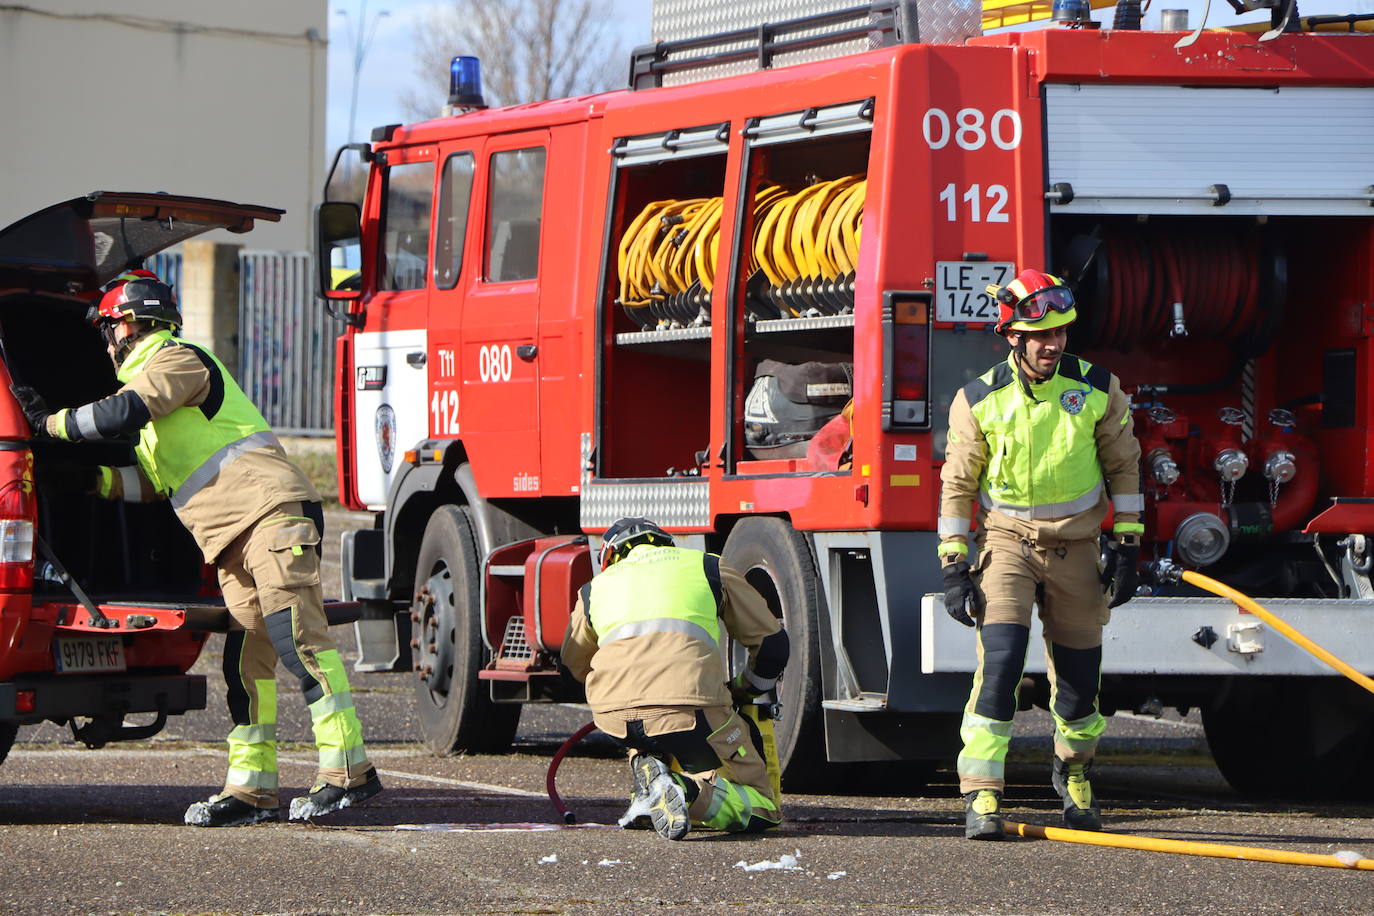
<box><xmin>322</xmin><ymin>2</ymin><xmax>1374</xmax><ymax>795</ymax></box>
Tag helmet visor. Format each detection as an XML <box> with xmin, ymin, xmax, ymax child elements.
<box><xmin>1013</xmin><ymin>286</ymin><xmax>1075</xmax><ymax>324</ymax></box>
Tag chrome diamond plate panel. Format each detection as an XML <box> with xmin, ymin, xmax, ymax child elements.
<box><xmin>580</xmin><ymin>432</ymin><xmax>711</xmax><ymax>529</ymax></box>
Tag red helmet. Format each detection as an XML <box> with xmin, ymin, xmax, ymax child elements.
<box><xmin>90</xmin><ymin>272</ymin><xmax>181</xmax><ymax>329</ymax></box>
<box><xmin>987</xmin><ymin>269</ymin><xmax>1076</xmax><ymax>335</ymax></box>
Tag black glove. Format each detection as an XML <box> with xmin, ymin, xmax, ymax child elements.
<box><xmin>729</xmin><ymin>671</ymin><xmax>772</xmax><ymax>707</ymax></box>
<box><xmin>10</xmin><ymin>385</ymin><xmax>51</xmax><ymax>437</ymax></box>
<box><xmin>1101</xmin><ymin>536</ymin><xmax>1142</xmax><ymax>609</ymax></box>
<box><xmin>941</xmin><ymin>560</ymin><xmax>982</xmax><ymax>627</ymax></box>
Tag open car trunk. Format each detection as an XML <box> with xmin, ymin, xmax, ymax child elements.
<box><xmin>1</xmin><ymin>294</ymin><xmax>208</xmax><ymax>607</ymax></box>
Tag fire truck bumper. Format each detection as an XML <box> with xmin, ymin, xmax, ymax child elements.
<box><xmin>920</xmin><ymin>595</ymin><xmax>1374</xmax><ymax>676</ymax></box>
<box><xmin>0</xmin><ymin>673</ymin><xmax>207</xmax><ymax>726</ymax></box>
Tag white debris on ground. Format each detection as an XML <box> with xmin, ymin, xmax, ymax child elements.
<box><xmin>734</xmin><ymin>850</ymin><xmax>803</xmax><ymax>872</ymax></box>
<box><xmin>827</xmin><ymin>872</ymin><xmax>847</xmax><ymax>880</ymax></box>
<box><xmin>1333</xmin><ymin>851</ymin><xmax>1364</xmax><ymax>867</ymax></box>
<box><xmin>538</xmin><ymin>854</ymin><xmax>558</xmax><ymax>864</ymax></box>
<box><xmin>598</xmin><ymin>858</ymin><xmax>623</xmax><ymax>867</ymax></box>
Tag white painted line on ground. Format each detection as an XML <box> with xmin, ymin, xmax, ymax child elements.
<box><xmin>9</xmin><ymin>746</ymin><xmax>547</xmax><ymax>798</ymax></box>
<box><xmin>273</xmin><ymin>753</ymin><xmax>546</xmax><ymax>797</ymax></box>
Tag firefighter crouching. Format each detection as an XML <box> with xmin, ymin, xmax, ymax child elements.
<box><xmin>11</xmin><ymin>272</ymin><xmax>381</xmax><ymax>827</ymax></box>
<box><xmin>937</xmin><ymin>269</ymin><xmax>1143</xmax><ymax>839</ymax></box>
<box><xmin>561</xmin><ymin>517</ymin><xmax>790</xmax><ymax>840</ymax></box>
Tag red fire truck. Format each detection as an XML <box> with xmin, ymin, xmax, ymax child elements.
<box><xmin>319</xmin><ymin>1</ymin><xmax>1374</xmax><ymax>796</ymax></box>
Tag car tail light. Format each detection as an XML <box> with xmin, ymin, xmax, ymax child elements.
<box><xmin>0</xmin><ymin>479</ymin><xmax>35</xmax><ymax>590</ymax></box>
<box><xmin>15</xmin><ymin>688</ymin><xmax>35</xmax><ymax>713</ymax></box>
<box><xmin>882</xmin><ymin>290</ymin><xmax>932</xmax><ymax>430</ymax></box>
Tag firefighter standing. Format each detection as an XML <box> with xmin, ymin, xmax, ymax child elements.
<box><xmin>937</xmin><ymin>269</ymin><xmax>1143</xmax><ymax>839</ymax></box>
<box><xmin>11</xmin><ymin>272</ymin><xmax>381</xmax><ymax>827</ymax></box>
<box><xmin>561</xmin><ymin>517</ymin><xmax>790</xmax><ymax>840</ymax></box>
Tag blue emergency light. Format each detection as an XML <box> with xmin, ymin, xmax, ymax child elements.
<box><xmin>448</xmin><ymin>56</ymin><xmax>486</xmax><ymax>110</ymax></box>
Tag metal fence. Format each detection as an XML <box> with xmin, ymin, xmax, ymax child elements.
<box><xmin>239</xmin><ymin>250</ymin><xmax>335</xmax><ymax>436</ymax></box>
<box><xmin>149</xmin><ymin>250</ymin><xmax>336</xmax><ymax>436</ymax></box>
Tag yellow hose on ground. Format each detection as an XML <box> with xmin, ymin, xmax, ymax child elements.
<box><xmin>1180</xmin><ymin>569</ymin><xmax>1374</xmax><ymax>697</ymax></box>
<box><xmin>1005</xmin><ymin>821</ymin><xmax>1374</xmax><ymax>869</ymax></box>
<box><xmin>1004</xmin><ymin>566</ymin><xmax>1374</xmax><ymax>870</ymax></box>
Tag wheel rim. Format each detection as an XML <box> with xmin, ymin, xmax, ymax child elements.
<box><xmin>415</xmin><ymin>564</ymin><xmax>458</xmax><ymax>702</ymax></box>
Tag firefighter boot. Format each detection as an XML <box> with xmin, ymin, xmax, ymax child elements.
<box><xmin>184</xmin><ymin>794</ymin><xmax>279</xmax><ymax>827</ymax></box>
<box><xmin>964</xmin><ymin>789</ymin><xmax>1004</xmax><ymax>840</ymax></box>
<box><xmin>628</xmin><ymin>754</ymin><xmax>692</xmax><ymax>840</ymax></box>
<box><xmin>288</xmin><ymin>766</ymin><xmax>383</xmax><ymax>820</ymax></box>
<box><xmin>1052</xmin><ymin>757</ymin><xmax>1102</xmax><ymax>831</ymax></box>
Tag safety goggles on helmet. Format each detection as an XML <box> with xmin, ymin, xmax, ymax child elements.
<box><xmin>987</xmin><ymin>269</ymin><xmax>1076</xmax><ymax>334</ymax></box>
<box><xmin>1006</xmin><ymin>285</ymin><xmax>1075</xmax><ymax>323</ymax></box>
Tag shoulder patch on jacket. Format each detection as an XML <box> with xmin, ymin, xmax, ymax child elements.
<box><xmin>962</xmin><ymin>361</ymin><xmax>1014</xmax><ymax>407</ymax></box>
<box><xmin>1060</xmin><ymin>354</ymin><xmax>1111</xmax><ymax>393</ymax></box>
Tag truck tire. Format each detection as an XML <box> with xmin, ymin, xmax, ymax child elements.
<box><xmin>412</xmin><ymin>505</ymin><xmax>521</xmax><ymax>755</ymax></box>
<box><xmin>1203</xmin><ymin>678</ymin><xmax>1374</xmax><ymax>800</ymax></box>
<box><xmin>0</xmin><ymin>722</ymin><xmax>14</xmax><ymax>767</ymax></box>
<box><xmin>721</xmin><ymin>516</ymin><xmax>827</xmax><ymax>788</ymax></box>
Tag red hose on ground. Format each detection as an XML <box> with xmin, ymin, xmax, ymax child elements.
<box><xmin>547</xmin><ymin>721</ymin><xmax>597</xmax><ymax>824</ymax></box>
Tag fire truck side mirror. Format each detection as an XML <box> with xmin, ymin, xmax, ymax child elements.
<box><xmin>316</xmin><ymin>201</ymin><xmax>363</xmax><ymax>301</ymax></box>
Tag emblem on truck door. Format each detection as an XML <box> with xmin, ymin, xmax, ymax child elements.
<box><xmin>376</xmin><ymin>404</ymin><xmax>396</xmax><ymax>474</ymax></box>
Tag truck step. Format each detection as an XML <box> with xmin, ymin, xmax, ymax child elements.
<box><xmin>822</xmin><ymin>695</ymin><xmax>888</xmax><ymax>713</ymax></box>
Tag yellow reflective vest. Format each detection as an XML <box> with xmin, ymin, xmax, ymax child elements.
<box><xmin>116</xmin><ymin>329</ymin><xmax>275</xmax><ymax>505</ymax></box>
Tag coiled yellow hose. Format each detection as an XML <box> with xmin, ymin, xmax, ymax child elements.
<box><xmin>616</xmin><ymin>175</ymin><xmax>865</xmax><ymax>323</ymax></box>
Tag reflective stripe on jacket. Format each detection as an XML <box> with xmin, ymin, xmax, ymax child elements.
<box><xmin>116</xmin><ymin>329</ymin><xmax>275</xmax><ymax>502</ymax></box>
<box><xmin>587</xmin><ymin>545</ymin><xmax>723</xmax><ymax>648</ymax></box>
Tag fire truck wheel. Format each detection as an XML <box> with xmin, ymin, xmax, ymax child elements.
<box><xmin>1202</xmin><ymin>677</ymin><xmax>1374</xmax><ymax>800</ymax></box>
<box><xmin>721</xmin><ymin>516</ymin><xmax>827</xmax><ymax>788</ymax></box>
<box><xmin>0</xmin><ymin>722</ymin><xmax>14</xmax><ymax>767</ymax></box>
<box><xmin>411</xmin><ymin>505</ymin><xmax>521</xmax><ymax>755</ymax></box>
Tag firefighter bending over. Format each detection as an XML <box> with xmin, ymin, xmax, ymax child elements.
<box><xmin>937</xmin><ymin>269</ymin><xmax>1143</xmax><ymax>839</ymax></box>
<box><xmin>11</xmin><ymin>272</ymin><xmax>381</xmax><ymax>827</ymax></box>
<box><xmin>562</xmin><ymin>517</ymin><xmax>790</xmax><ymax>840</ymax></box>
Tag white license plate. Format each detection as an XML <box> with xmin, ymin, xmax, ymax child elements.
<box><xmin>54</xmin><ymin>636</ymin><xmax>127</xmax><ymax>674</ymax></box>
<box><xmin>935</xmin><ymin>260</ymin><xmax>1015</xmax><ymax>323</ymax></box>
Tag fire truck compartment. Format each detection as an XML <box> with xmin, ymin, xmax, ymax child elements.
<box><xmin>0</xmin><ymin>298</ymin><xmax>209</xmax><ymax>606</ymax></box>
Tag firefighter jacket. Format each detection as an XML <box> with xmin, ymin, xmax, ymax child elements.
<box><xmin>561</xmin><ymin>544</ymin><xmax>781</xmax><ymax>714</ymax></box>
<box><xmin>938</xmin><ymin>352</ymin><xmax>1142</xmax><ymax>557</ymax></box>
<box><xmin>48</xmin><ymin>328</ymin><xmax>318</xmax><ymax>561</ymax></box>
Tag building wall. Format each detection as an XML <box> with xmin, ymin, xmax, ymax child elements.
<box><xmin>0</xmin><ymin>2</ymin><xmax>327</xmax><ymax>252</ymax></box>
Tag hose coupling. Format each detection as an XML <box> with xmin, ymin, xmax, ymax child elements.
<box><xmin>1147</xmin><ymin>558</ymin><xmax>1184</xmax><ymax>585</ymax></box>
<box><xmin>1149</xmin><ymin>450</ymin><xmax>1181</xmax><ymax>485</ymax></box>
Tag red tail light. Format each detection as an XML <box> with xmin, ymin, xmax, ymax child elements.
<box><xmin>882</xmin><ymin>291</ymin><xmax>931</xmax><ymax>430</ymax></box>
<box><xmin>0</xmin><ymin>472</ymin><xmax>34</xmax><ymax>591</ymax></box>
